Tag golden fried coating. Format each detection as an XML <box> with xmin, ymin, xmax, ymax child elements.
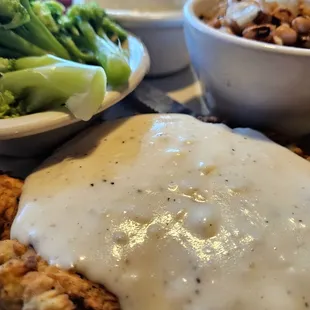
<box><xmin>0</xmin><ymin>175</ymin><xmax>120</xmax><ymax>310</ymax></box>
<box><xmin>0</xmin><ymin>175</ymin><xmax>23</xmax><ymax>241</ymax></box>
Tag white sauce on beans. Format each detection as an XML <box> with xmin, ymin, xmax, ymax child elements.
<box><xmin>11</xmin><ymin>114</ymin><xmax>310</xmax><ymax>310</ymax></box>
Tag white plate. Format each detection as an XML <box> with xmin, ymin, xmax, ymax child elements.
<box><xmin>0</xmin><ymin>34</ymin><xmax>150</xmax><ymax>140</ymax></box>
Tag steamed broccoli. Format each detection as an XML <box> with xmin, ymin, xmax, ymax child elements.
<box><xmin>0</xmin><ymin>0</ymin><xmax>70</xmax><ymax>59</ymax></box>
<box><xmin>0</xmin><ymin>0</ymin><xmax>131</xmax><ymax>89</ymax></box>
<box><xmin>0</xmin><ymin>55</ymin><xmax>106</xmax><ymax>120</ymax></box>
<box><xmin>34</xmin><ymin>1</ymin><xmax>131</xmax><ymax>87</ymax></box>
<box><xmin>67</xmin><ymin>5</ymin><xmax>131</xmax><ymax>87</ymax></box>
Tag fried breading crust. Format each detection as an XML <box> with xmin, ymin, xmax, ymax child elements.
<box><xmin>0</xmin><ymin>175</ymin><xmax>120</xmax><ymax>310</ymax></box>
<box><xmin>0</xmin><ymin>175</ymin><xmax>23</xmax><ymax>241</ymax></box>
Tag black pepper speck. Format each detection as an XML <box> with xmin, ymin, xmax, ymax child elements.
<box><xmin>90</xmin><ymin>183</ymin><xmax>94</xmax><ymax>187</ymax></box>
<box><xmin>196</xmin><ymin>277</ymin><xmax>201</xmax><ymax>284</ymax></box>
<box><xmin>305</xmin><ymin>302</ymin><xmax>309</xmax><ymax>308</ymax></box>
<box><xmin>111</xmin><ymin>182</ymin><xmax>115</xmax><ymax>185</ymax></box>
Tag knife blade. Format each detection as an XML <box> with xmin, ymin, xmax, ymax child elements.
<box><xmin>129</xmin><ymin>81</ymin><xmax>222</xmax><ymax>124</ymax></box>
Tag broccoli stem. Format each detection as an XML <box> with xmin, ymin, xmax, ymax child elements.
<box><xmin>17</xmin><ymin>0</ymin><xmax>71</xmax><ymax>59</ymax></box>
<box><xmin>0</xmin><ymin>46</ymin><xmax>24</xmax><ymax>58</ymax></box>
<box><xmin>0</xmin><ymin>29</ymin><xmax>46</xmax><ymax>56</ymax></box>
<box><xmin>14</xmin><ymin>54</ymin><xmax>69</xmax><ymax>70</ymax></box>
<box><xmin>57</xmin><ymin>34</ymin><xmax>97</xmax><ymax>63</ymax></box>
<box><xmin>101</xmin><ymin>17</ymin><xmax>128</xmax><ymax>43</ymax></box>
<box><xmin>0</xmin><ymin>62</ymin><xmax>107</xmax><ymax>120</ymax></box>
<box><xmin>23</xmin><ymin>88</ymin><xmax>63</xmax><ymax>113</ymax></box>
<box><xmin>77</xmin><ymin>20</ymin><xmax>131</xmax><ymax>87</ymax></box>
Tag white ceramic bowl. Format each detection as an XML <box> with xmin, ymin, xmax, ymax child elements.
<box><xmin>183</xmin><ymin>0</ymin><xmax>310</xmax><ymax>136</ymax></box>
<box><xmin>0</xmin><ymin>34</ymin><xmax>150</xmax><ymax>157</ymax></box>
<box><xmin>107</xmin><ymin>10</ymin><xmax>190</xmax><ymax>76</ymax></box>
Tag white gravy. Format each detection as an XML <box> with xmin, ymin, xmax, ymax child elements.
<box><xmin>11</xmin><ymin>114</ymin><xmax>310</xmax><ymax>310</ymax></box>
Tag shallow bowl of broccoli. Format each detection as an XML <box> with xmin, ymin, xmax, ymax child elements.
<box><xmin>0</xmin><ymin>0</ymin><xmax>150</xmax><ymax>156</ymax></box>
<box><xmin>0</xmin><ymin>34</ymin><xmax>150</xmax><ymax>157</ymax></box>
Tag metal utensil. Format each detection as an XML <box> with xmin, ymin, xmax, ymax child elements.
<box><xmin>129</xmin><ymin>81</ymin><xmax>221</xmax><ymax>123</ymax></box>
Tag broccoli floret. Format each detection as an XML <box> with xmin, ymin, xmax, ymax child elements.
<box><xmin>33</xmin><ymin>2</ymin><xmax>130</xmax><ymax>86</ymax></box>
<box><xmin>0</xmin><ymin>0</ymin><xmax>30</xmax><ymax>29</ymax></box>
<box><xmin>0</xmin><ymin>0</ymin><xmax>70</xmax><ymax>59</ymax></box>
<box><xmin>0</xmin><ymin>90</ymin><xmax>24</xmax><ymax>118</ymax></box>
<box><xmin>0</xmin><ymin>0</ymin><xmax>130</xmax><ymax>88</ymax></box>
<box><xmin>44</xmin><ymin>0</ymin><xmax>66</xmax><ymax>18</ymax></box>
<box><xmin>0</xmin><ymin>57</ymin><xmax>16</xmax><ymax>73</ymax></box>
<box><xmin>66</xmin><ymin>4</ymin><xmax>131</xmax><ymax>87</ymax></box>
<box><xmin>31</xmin><ymin>1</ymin><xmax>62</xmax><ymax>33</ymax></box>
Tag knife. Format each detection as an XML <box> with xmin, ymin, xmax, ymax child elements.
<box><xmin>129</xmin><ymin>81</ymin><xmax>222</xmax><ymax>124</ymax></box>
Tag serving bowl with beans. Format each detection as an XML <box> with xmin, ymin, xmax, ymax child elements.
<box><xmin>183</xmin><ymin>0</ymin><xmax>310</xmax><ymax>136</ymax></box>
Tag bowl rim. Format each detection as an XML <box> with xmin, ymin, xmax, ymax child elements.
<box><xmin>106</xmin><ymin>9</ymin><xmax>183</xmax><ymax>27</ymax></box>
<box><xmin>72</xmin><ymin>0</ymin><xmax>184</xmax><ymax>26</ymax></box>
<box><xmin>183</xmin><ymin>0</ymin><xmax>310</xmax><ymax>57</ymax></box>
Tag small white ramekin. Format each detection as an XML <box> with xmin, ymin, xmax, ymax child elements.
<box><xmin>107</xmin><ymin>10</ymin><xmax>190</xmax><ymax>76</ymax></box>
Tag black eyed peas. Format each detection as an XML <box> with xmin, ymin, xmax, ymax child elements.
<box><xmin>200</xmin><ymin>0</ymin><xmax>310</xmax><ymax>48</ymax></box>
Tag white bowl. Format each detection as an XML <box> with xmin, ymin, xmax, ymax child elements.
<box><xmin>0</xmin><ymin>34</ymin><xmax>150</xmax><ymax>157</ymax></box>
<box><xmin>183</xmin><ymin>0</ymin><xmax>310</xmax><ymax>136</ymax></box>
<box><xmin>107</xmin><ymin>10</ymin><xmax>190</xmax><ymax>76</ymax></box>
